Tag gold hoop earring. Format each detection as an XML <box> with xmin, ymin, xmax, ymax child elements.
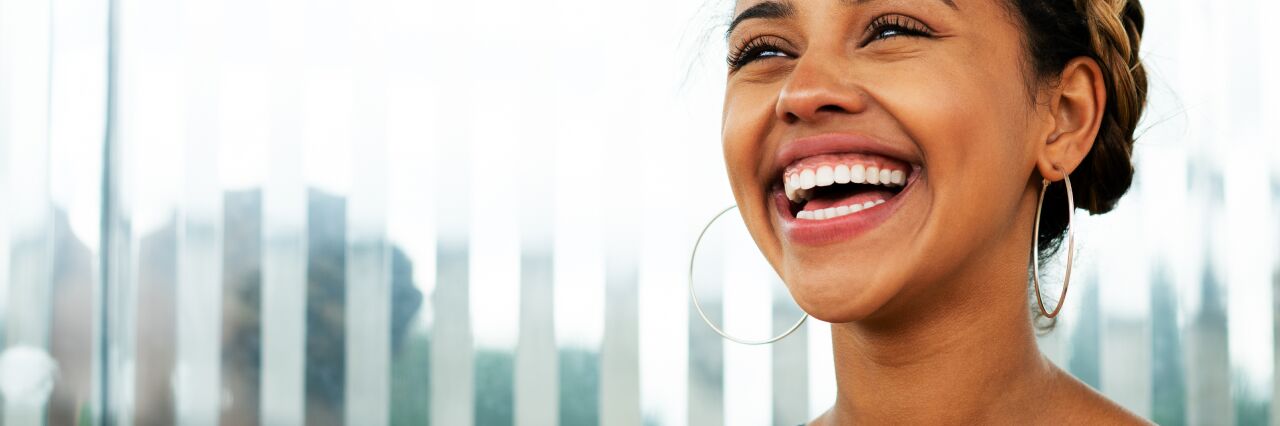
<box><xmin>1032</xmin><ymin>164</ymin><xmax>1075</xmax><ymax>319</ymax></box>
<box><xmin>689</xmin><ymin>205</ymin><xmax>808</xmax><ymax>345</ymax></box>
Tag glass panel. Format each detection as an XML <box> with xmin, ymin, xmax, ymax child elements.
<box><xmin>722</xmin><ymin>219</ymin><xmax>773</xmax><ymax>426</ymax></box>
<box><xmin>599</xmin><ymin>52</ymin><xmax>643</xmax><ymax>425</ymax></box>
<box><xmin>806</xmin><ymin>321</ymin><xmax>835</xmax><ymax>420</ymax></box>
<box><xmin>2</xmin><ymin>1</ymin><xmax>1279</xmax><ymax>425</ymax></box>
<box><xmin>259</xmin><ymin>0</ymin><xmax>308</xmax><ymax>423</ymax></box>
<box><xmin>0</xmin><ymin>1</ymin><xmax>57</xmax><ymax>424</ymax></box>
<box><xmin>1217</xmin><ymin>0</ymin><xmax>1275</xmax><ymax>421</ymax></box>
<box><xmin>601</xmin><ymin>249</ymin><xmax>640</xmax><ymax>426</ymax></box>
<box><xmin>427</xmin><ymin>3</ymin><xmax>474</xmax><ymax>421</ymax></box>
<box><xmin>772</xmin><ymin>268</ymin><xmax>809</xmax><ymax>425</ymax></box>
<box><xmin>345</xmin><ymin>1</ymin><xmax>393</xmax><ymax>424</ymax></box>
<box><xmin>298</xmin><ymin>2</ymin><xmax>354</xmax><ymax>424</ymax></box>
<box><xmin>686</xmin><ymin>220</ymin><xmax>723</xmax><ymax>426</ymax></box>
<box><xmin>515</xmin><ymin>21</ymin><xmax>558</xmax><ymax>423</ymax></box>
<box><xmin>383</xmin><ymin>2</ymin><xmax>436</xmax><ymax>423</ymax></box>
<box><xmin>173</xmin><ymin>0</ymin><xmax>225</xmax><ymax>423</ymax></box>
<box><xmin>100</xmin><ymin>0</ymin><xmax>136</xmax><ymax>417</ymax></box>
<box><xmin>552</xmin><ymin>52</ymin><xmax>605</xmax><ymax>426</ymax></box>
<box><xmin>46</xmin><ymin>0</ymin><xmax>110</xmax><ymax>423</ymax></box>
<box><xmin>0</xmin><ymin>47</ymin><xmax>6</xmax><ymax>420</ymax></box>
<box><xmin>468</xmin><ymin>75</ymin><xmax>521</xmax><ymax>426</ymax></box>
<box><xmin>599</xmin><ymin>162</ymin><xmax>641</xmax><ymax>423</ymax></box>
<box><xmin>637</xmin><ymin>173</ymin><xmax>690</xmax><ymax>426</ymax></box>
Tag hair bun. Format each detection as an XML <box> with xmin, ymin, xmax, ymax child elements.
<box><xmin>1020</xmin><ymin>0</ymin><xmax>1148</xmax><ymax>262</ymax></box>
<box><xmin>1069</xmin><ymin>0</ymin><xmax>1147</xmax><ymax>214</ymax></box>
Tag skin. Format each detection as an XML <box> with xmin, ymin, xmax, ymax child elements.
<box><xmin>721</xmin><ymin>0</ymin><xmax>1151</xmax><ymax>423</ymax></box>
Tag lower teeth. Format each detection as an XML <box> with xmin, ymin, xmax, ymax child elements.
<box><xmin>796</xmin><ymin>199</ymin><xmax>886</xmax><ymax>220</ymax></box>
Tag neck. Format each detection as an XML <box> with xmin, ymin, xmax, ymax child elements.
<box><xmin>823</xmin><ymin>218</ymin><xmax>1056</xmax><ymax>423</ymax></box>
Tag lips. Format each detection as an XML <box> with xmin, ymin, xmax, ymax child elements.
<box><xmin>768</xmin><ymin>134</ymin><xmax>921</xmax><ymax>246</ymax></box>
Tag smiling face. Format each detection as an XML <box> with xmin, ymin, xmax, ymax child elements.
<box><xmin>723</xmin><ymin>0</ymin><xmax>1055</xmax><ymax>323</ymax></box>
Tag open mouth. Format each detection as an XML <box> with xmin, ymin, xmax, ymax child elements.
<box><xmin>780</xmin><ymin>153</ymin><xmax>911</xmax><ymax>221</ymax></box>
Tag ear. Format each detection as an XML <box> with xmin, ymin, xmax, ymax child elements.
<box><xmin>1036</xmin><ymin>57</ymin><xmax>1106</xmax><ymax>182</ymax></box>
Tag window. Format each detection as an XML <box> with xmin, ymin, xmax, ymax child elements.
<box><xmin>0</xmin><ymin>0</ymin><xmax>1276</xmax><ymax>424</ymax></box>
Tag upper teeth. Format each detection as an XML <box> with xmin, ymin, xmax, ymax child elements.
<box><xmin>783</xmin><ymin>163</ymin><xmax>907</xmax><ymax>203</ymax></box>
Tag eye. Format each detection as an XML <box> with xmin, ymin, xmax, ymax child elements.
<box><xmin>864</xmin><ymin>14</ymin><xmax>934</xmax><ymax>45</ymax></box>
<box><xmin>727</xmin><ymin>36</ymin><xmax>793</xmax><ymax>71</ymax></box>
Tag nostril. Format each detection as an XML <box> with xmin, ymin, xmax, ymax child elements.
<box><xmin>817</xmin><ymin>104</ymin><xmax>845</xmax><ymax>113</ymax></box>
<box><xmin>785</xmin><ymin>104</ymin><xmax>850</xmax><ymax>124</ymax></box>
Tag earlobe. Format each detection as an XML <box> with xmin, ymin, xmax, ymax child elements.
<box><xmin>1036</xmin><ymin>57</ymin><xmax>1106</xmax><ymax>181</ymax></box>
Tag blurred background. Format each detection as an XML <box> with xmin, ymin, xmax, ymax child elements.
<box><xmin>0</xmin><ymin>0</ymin><xmax>1277</xmax><ymax>424</ymax></box>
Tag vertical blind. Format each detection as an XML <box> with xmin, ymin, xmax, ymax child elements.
<box><xmin>0</xmin><ymin>0</ymin><xmax>1278</xmax><ymax>425</ymax></box>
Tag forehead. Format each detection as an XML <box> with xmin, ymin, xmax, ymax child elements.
<box><xmin>733</xmin><ymin>0</ymin><xmax>959</xmax><ymax>15</ymax></box>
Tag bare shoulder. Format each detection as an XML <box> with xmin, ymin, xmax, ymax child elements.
<box><xmin>1045</xmin><ymin>367</ymin><xmax>1153</xmax><ymax>425</ymax></box>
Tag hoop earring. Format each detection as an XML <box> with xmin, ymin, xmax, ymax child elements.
<box><xmin>689</xmin><ymin>205</ymin><xmax>808</xmax><ymax>345</ymax></box>
<box><xmin>1031</xmin><ymin>164</ymin><xmax>1075</xmax><ymax>319</ymax></box>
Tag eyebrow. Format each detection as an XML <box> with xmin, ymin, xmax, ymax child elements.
<box><xmin>726</xmin><ymin>0</ymin><xmax>958</xmax><ymax>38</ymax></box>
<box><xmin>853</xmin><ymin>0</ymin><xmax>958</xmax><ymax>10</ymax></box>
<box><xmin>726</xmin><ymin>1</ymin><xmax>795</xmax><ymax>38</ymax></box>
<box><xmin>855</xmin><ymin>0</ymin><xmax>957</xmax><ymax>9</ymax></box>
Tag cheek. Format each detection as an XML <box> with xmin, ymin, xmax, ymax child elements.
<box><xmin>868</xmin><ymin>52</ymin><xmax>1037</xmax><ymax>261</ymax></box>
<box><xmin>722</xmin><ymin>86</ymin><xmax>788</xmax><ymax>269</ymax></box>
<box><xmin>721</xmin><ymin>87</ymin><xmax>780</xmax><ymax>207</ymax></box>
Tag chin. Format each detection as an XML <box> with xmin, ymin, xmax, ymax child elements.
<box><xmin>781</xmin><ymin>257</ymin><xmax>907</xmax><ymax>324</ymax></box>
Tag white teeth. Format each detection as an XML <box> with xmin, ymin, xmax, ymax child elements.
<box><xmin>796</xmin><ymin>198</ymin><xmax>892</xmax><ymax>221</ymax></box>
<box><xmin>784</xmin><ymin>175</ymin><xmax>797</xmax><ymax>202</ymax></box>
<box><xmin>833</xmin><ymin>165</ymin><xmax>850</xmax><ymax>184</ymax></box>
<box><xmin>783</xmin><ymin>162</ymin><xmax>909</xmax><ymax>204</ymax></box>
<box><xmin>815</xmin><ymin>166</ymin><xmax>834</xmax><ymax>186</ymax></box>
<box><xmin>850</xmin><ymin>165</ymin><xmax>866</xmax><ymax>183</ymax></box>
<box><xmin>797</xmin><ymin>205</ymin><xmax>842</xmax><ymax>221</ymax></box>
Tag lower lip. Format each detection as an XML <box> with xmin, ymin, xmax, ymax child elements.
<box><xmin>772</xmin><ymin>176</ymin><xmax>917</xmax><ymax>246</ymax></box>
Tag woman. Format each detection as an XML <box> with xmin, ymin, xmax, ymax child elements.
<box><xmin>716</xmin><ymin>0</ymin><xmax>1150</xmax><ymax>423</ymax></box>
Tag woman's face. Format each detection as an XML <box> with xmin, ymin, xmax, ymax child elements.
<box><xmin>723</xmin><ymin>0</ymin><xmax>1048</xmax><ymax>323</ymax></box>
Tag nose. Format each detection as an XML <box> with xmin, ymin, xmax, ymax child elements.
<box><xmin>775</xmin><ymin>56</ymin><xmax>868</xmax><ymax>124</ymax></box>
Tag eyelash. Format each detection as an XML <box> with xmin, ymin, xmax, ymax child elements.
<box><xmin>726</xmin><ymin>14</ymin><xmax>935</xmax><ymax>71</ymax></box>
<box><xmin>726</xmin><ymin>36</ymin><xmax>790</xmax><ymax>70</ymax></box>
<box><xmin>864</xmin><ymin>14</ymin><xmax>934</xmax><ymax>44</ymax></box>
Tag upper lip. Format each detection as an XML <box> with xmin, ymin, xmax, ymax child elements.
<box><xmin>770</xmin><ymin>133</ymin><xmax>921</xmax><ymax>185</ymax></box>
